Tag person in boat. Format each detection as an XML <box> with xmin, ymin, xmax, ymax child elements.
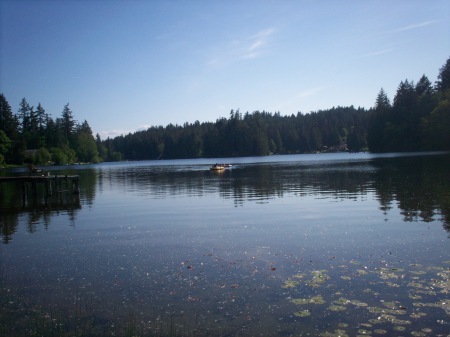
<box><xmin>28</xmin><ymin>162</ymin><xmax>43</xmax><ymax>175</ymax></box>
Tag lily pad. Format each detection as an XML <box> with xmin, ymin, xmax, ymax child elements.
<box><xmin>291</xmin><ymin>295</ymin><xmax>325</xmax><ymax>305</ymax></box>
<box><xmin>320</xmin><ymin>329</ymin><xmax>349</xmax><ymax>337</ymax></box>
<box><xmin>373</xmin><ymin>329</ymin><xmax>387</xmax><ymax>335</ymax></box>
<box><xmin>328</xmin><ymin>305</ymin><xmax>346</xmax><ymax>312</ymax></box>
<box><xmin>282</xmin><ymin>280</ymin><xmax>300</xmax><ymax>288</ymax></box>
<box><xmin>294</xmin><ymin>309</ymin><xmax>310</xmax><ymax>317</ymax></box>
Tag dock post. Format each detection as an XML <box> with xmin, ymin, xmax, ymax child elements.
<box><xmin>22</xmin><ymin>181</ymin><xmax>27</xmax><ymax>204</ymax></box>
<box><xmin>45</xmin><ymin>179</ymin><xmax>52</xmax><ymax>197</ymax></box>
<box><xmin>31</xmin><ymin>181</ymin><xmax>37</xmax><ymax>197</ymax></box>
<box><xmin>73</xmin><ymin>177</ymin><xmax>80</xmax><ymax>194</ymax></box>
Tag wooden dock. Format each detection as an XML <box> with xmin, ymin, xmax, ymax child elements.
<box><xmin>0</xmin><ymin>174</ymin><xmax>80</xmax><ymax>198</ymax></box>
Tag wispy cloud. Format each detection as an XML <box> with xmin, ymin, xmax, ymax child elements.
<box><xmin>296</xmin><ymin>87</ymin><xmax>322</xmax><ymax>98</ymax></box>
<box><xmin>363</xmin><ymin>49</ymin><xmax>393</xmax><ymax>57</ymax></box>
<box><xmin>208</xmin><ymin>27</ymin><xmax>275</xmax><ymax>66</ymax></box>
<box><xmin>393</xmin><ymin>20</ymin><xmax>436</xmax><ymax>33</ymax></box>
<box><xmin>240</xmin><ymin>28</ymin><xmax>275</xmax><ymax>60</ymax></box>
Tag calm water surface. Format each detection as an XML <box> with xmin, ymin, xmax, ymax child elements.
<box><xmin>1</xmin><ymin>152</ymin><xmax>450</xmax><ymax>336</ymax></box>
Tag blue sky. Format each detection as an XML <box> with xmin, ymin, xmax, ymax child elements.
<box><xmin>1</xmin><ymin>0</ymin><xmax>449</xmax><ymax>139</ymax></box>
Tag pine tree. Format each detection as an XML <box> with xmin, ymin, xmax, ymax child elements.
<box><xmin>367</xmin><ymin>88</ymin><xmax>391</xmax><ymax>152</ymax></box>
<box><xmin>61</xmin><ymin>103</ymin><xmax>77</xmax><ymax>145</ymax></box>
<box><xmin>0</xmin><ymin>93</ymin><xmax>18</xmax><ymax>139</ymax></box>
<box><xmin>436</xmin><ymin>57</ymin><xmax>450</xmax><ymax>93</ymax></box>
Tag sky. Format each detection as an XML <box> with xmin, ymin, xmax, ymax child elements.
<box><xmin>1</xmin><ymin>0</ymin><xmax>449</xmax><ymax>139</ymax></box>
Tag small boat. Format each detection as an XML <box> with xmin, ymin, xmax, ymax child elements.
<box><xmin>210</xmin><ymin>163</ymin><xmax>232</xmax><ymax>171</ymax></box>
<box><xmin>210</xmin><ymin>164</ymin><xmax>225</xmax><ymax>171</ymax></box>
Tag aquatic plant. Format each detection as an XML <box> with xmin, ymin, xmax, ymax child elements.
<box><xmin>283</xmin><ymin>259</ymin><xmax>450</xmax><ymax>336</ymax></box>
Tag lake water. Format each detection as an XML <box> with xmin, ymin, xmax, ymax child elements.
<box><xmin>1</xmin><ymin>152</ymin><xmax>450</xmax><ymax>336</ymax></box>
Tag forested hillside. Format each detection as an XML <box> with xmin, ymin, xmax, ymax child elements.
<box><xmin>102</xmin><ymin>56</ymin><xmax>449</xmax><ymax>160</ymax></box>
<box><xmin>103</xmin><ymin>106</ymin><xmax>369</xmax><ymax>161</ymax></box>
<box><xmin>1</xmin><ymin>57</ymin><xmax>449</xmax><ymax>165</ymax></box>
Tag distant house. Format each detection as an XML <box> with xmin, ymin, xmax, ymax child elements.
<box><xmin>25</xmin><ymin>149</ymin><xmax>38</xmax><ymax>160</ymax></box>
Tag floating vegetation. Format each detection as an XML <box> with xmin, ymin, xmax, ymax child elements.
<box><xmin>328</xmin><ymin>304</ymin><xmax>346</xmax><ymax>312</ymax></box>
<box><xmin>281</xmin><ymin>279</ymin><xmax>300</xmax><ymax>288</ymax></box>
<box><xmin>350</xmin><ymin>299</ymin><xmax>369</xmax><ymax>307</ymax></box>
<box><xmin>304</xmin><ymin>270</ymin><xmax>331</xmax><ymax>288</ymax></box>
<box><xmin>373</xmin><ymin>329</ymin><xmax>387</xmax><ymax>334</ymax></box>
<box><xmin>291</xmin><ymin>295</ymin><xmax>325</xmax><ymax>305</ymax></box>
<box><xmin>283</xmin><ymin>259</ymin><xmax>450</xmax><ymax>336</ymax></box>
<box><xmin>294</xmin><ymin>309</ymin><xmax>311</xmax><ymax>317</ymax></box>
<box><xmin>320</xmin><ymin>329</ymin><xmax>349</xmax><ymax>337</ymax></box>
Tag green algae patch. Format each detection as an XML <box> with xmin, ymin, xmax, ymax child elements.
<box><xmin>328</xmin><ymin>305</ymin><xmax>346</xmax><ymax>312</ymax></box>
<box><xmin>305</xmin><ymin>270</ymin><xmax>331</xmax><ymax>288</ymax></box>
<box><xmin>281</xmin><ymin>279</ymin><xmax>300</xmax><ymax>288</ymax></box>
<box><xmin>320</xmin><ymin>329</ymin><xmax>349</xmax><ymax>337</ymax></box>
<box><xmin>294</xmin><ymin>309</ymin><xmax>311</xmax><ymax>317</ymax></box>
<box><xmin>282</xmin><ymin>259</ymin><xmax>450</xmax><ymax>336</ymax></box>
<box><xmin>350</xmin><ymin>299</ymin><xmax>368</xmax><ymax>307</ymax></box>
<box><xmin>291</xmin><ymin>295</ymin><xmax>325</xmax><ymax>305</ymax></box>
<box><xmin>292</xmin><ymin>273</ymin><xmax>307</xmax><ymax>279</ymax></box>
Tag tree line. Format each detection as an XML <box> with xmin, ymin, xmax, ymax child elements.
<box><xmin>368</xmin><ymin>57</ymin><xmax>450</xmax><ymax>152</ymax></box>
<box><xmin>0</xmin><ymin>97</ymin><xmax>101</xmax><ymax>165</ymax></box>
<box><xmin>102</xmin><ymin>56</ymin><xmax>450</xmax><ymax>160</ymax></box>
<box><xmin>1</xmin><ymin>56</ymin><xmax>449</xmax><ymax>165</ymax></box>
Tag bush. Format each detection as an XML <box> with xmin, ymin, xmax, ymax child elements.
<box><xmin>50</xmin><ymin>145</ymin><xmax>76</xmax><ymax>165</ymax></box>
<box><xmin>35</xmin><ymin>147</ymin><xmax>52</xmax><ymax>165</ymax></box>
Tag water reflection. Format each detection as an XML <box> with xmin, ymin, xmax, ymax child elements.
<box><xmin>0</xmin><ymin>168</ymin><xmax>97</xmax><ymax>242</ymax></box>
<box><xmin>1</xmin><ymin>153</ymin><xmax>449</xmax><ymax>242</ymax></box>
<box><xmin>91</xmin><ymin>153</ymin><xmax>450</xmax><ymax>228</ymax></box>
<box><xmin>1</xmin><ymin>153</ymin><xmax>450</xmax><ymax>336</ymax></box>
<box><xmin>371</xmin><ymin>155</ymin><xmax>450</xmax><ymax>229</ymax></box>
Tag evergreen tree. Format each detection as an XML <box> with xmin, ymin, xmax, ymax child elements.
<box><xmin>0</xmin><ymin>130</ymin><xmax>12</xmax><ymax>165</ymax></box>
<box><xmin>367</xmin><ymin>88</ymin><xmax>391</xmax><ymax>152</ymax></box>
<box><xmin>74</xmin><ymin>120</ymin><xmax>99</xmax><ymax>163</ymax></box>
<box><xmin>96</xmin><ymin>133</ymin><xmax>108</xmax><ymax>161</ymax></box>
<box><xmin>421</xmin><ymin>100</ymin><xmax>450</xmax><ymax>150</ymax></box>
<box><xmin>416</xmin><ymin>75</ymin><xmax>434</xmax><ymax>97</ymax></box>
<box><xmin>35</xmin><ymin>103</ymin><xmax>48</xmax><ymax>147</ymax></box>
<box><xmin>436</xmin><ymin>57</ymin><xmax>450</xmax><ymax>93</ymax></box>
<box><xmin>17</xmin><ymin>98</ymin><xmax>33</xmax><ymax>134</ymax></box>
<box><xmin>61</xmin><ymin>103</ymin><xmax>76</xmax><ymax>145</ymax></box>
<box><xmin>347</xmin><ymin>124</ymin><xmax>367</xmax><ymax>152</ymax></box>
<box><xmin>0</xmin><ymin>94</ymin><xmax>18</xmax><ymax>139</ymax></box>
